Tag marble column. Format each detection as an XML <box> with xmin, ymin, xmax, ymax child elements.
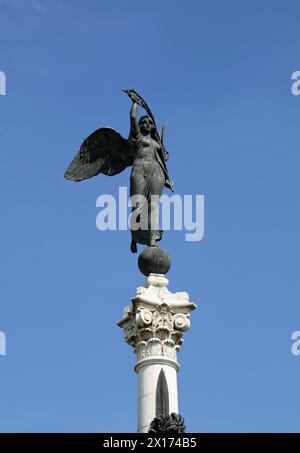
<box><xmin>117</xmin><ymin>273</ymin><xmax>196</xmax><ymax>433</ymax></box>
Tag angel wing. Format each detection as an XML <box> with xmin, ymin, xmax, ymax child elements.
<box><xmin>64</xmin><ymin>127</ymin><xmax>133</xmax><ymax>182</ymax></box>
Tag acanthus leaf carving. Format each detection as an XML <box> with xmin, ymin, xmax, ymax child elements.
<box><xmin>117</xmin><ymin>274</ymin><xmax>196</xmax><ymax>364</ymax></box>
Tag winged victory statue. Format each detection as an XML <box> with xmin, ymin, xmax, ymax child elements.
<box><xmin>64</xmin><ymin>89</ymin><xmax>173</xmax><ymax>255</ymax></box>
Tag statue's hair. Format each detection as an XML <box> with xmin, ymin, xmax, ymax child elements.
<box><xmin>138</xmin><ymin>115</ymin><xmax>157</xmax><ymax>140</ymax></box>
<box><xmin>138</xmin><ymin>115</ymin><xmax>152</xmax><ymax>125</ymax></box>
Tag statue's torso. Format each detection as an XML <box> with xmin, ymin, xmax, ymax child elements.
<box><xmin>131</xmin><ymin>135</ymin><xmax>164</xmax><ymax>179</ymax></box>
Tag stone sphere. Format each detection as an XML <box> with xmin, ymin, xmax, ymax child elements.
<box><xmin>138</xmin><ymin>246</ymin><xmax>171</xmax><ymax>276</ymax></box>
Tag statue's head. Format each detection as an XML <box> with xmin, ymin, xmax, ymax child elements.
<box><xmin>139</xmin><ymin>115</ymin><xmax>155</xmax><ymax>134</ymax></box>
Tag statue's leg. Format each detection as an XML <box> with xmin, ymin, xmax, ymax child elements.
<box><xmin>148</xmin><ymin>172</ymin><xmax>165</xmax><ymax>246</ymax></box>
<box><xmin>129</xmin><ymin>173</ymin><xmax>149</xmax><ymax>250</ymax></box>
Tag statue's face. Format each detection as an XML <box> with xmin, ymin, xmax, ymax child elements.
<box><xmin>139</xmin><ymin>116</ymin><xmax>154</xmax><ymax>133</ymax></box>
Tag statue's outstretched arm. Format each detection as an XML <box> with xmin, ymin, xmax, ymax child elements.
<box><xmin>130</xmin><ymin>102</ymin><xmax>139</xmax><ymax>139</ymax></box>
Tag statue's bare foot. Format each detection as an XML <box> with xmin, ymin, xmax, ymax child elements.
<box><xmin>131</xmin><ymin>240</ymin><xmax>137</xmax><ymax>253</ymax></box>
<box><xmin>149</xmin><ymin>236</ymin><xmax>157</xmax><ymax>246</ymax></box>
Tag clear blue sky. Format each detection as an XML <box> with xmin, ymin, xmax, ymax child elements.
<box><xmin>0</xmin><ymin>0</ymin><xmax>300</xmax><ymax>433</ymax></box>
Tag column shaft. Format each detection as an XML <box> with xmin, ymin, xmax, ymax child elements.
<box><xmin>137</xmin><ymin>362</ymin><xmax>179</xmax><ymax>433</ymax></box>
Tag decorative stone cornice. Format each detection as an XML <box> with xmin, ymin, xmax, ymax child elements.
<box><xmin>117</xmin><ymin>274</ymin><xmax>197</xmax><ymax>369</ymax></box>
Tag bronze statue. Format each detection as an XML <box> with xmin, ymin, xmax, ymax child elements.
<box><xmin>64</xmin><ymin>89</ymin><xmax>173</xmax><ymax>253</ymax></box>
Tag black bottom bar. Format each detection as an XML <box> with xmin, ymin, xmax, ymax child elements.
<box><xmin>0</xmin><ymin>433</ymin><xmax>299</xmax><ymax>451</ymax></box>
